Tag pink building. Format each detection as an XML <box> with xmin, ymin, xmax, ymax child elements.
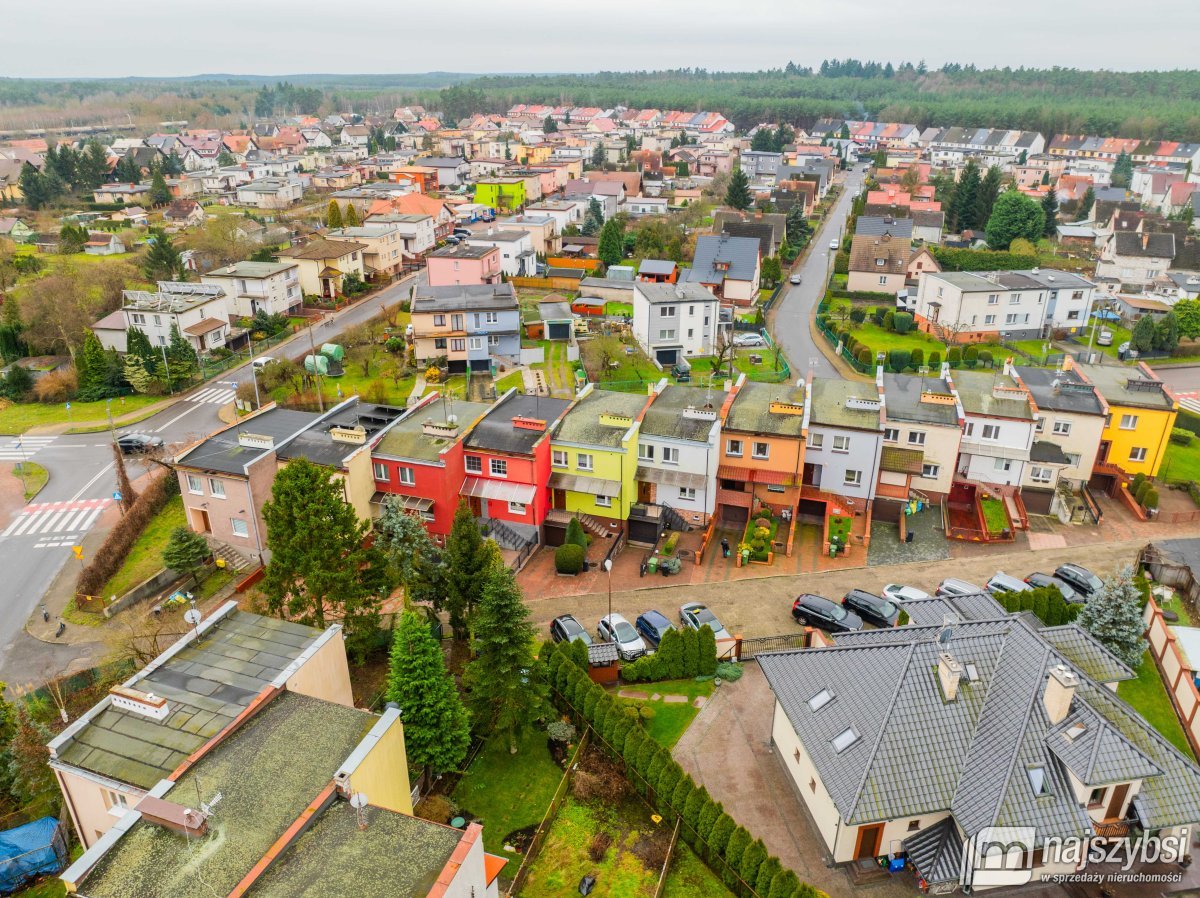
<box><xmin>426</xmin><ymin>243</ymin><xmax>502</xmax><ymax>287</ymax></box>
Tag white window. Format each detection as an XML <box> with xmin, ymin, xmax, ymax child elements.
<box><xmin>662</xmin><ymin>446</ymin><xmax>679</xmax><ymax>464</ymax></box>
<box><xmin>987</xmin><ymin>294</ymin><xmax>999</xmax><ymax>305</ymax></box>
<box><xmin>921</xmin><ymin>463</ymin><xmax>940</xmax><ymax>479</ymax></box>
<box><xmin>1120</xmin><ymin>414</ymin><xmax>1138</xmax><ymax>430</ymax></box>
<box><xmin>964</xmin><ymin>422</ymin><xmax>975</xmax><ymax>437</ymax></box>
<box><xmin>373</xmin><ymin>462</ymin><xmax>389</xmax><ymax>481</ymax></box>
<box><xmin>1052</xmin><ymin>421</ymin><xmax>1071</xmax><ymax>436</ymax></box>
<box><xmin>907</xmin><ymin>431</ymin><xmax>926</xmax><ymax>446</ymax></box>
<box><xmin>831</xmin><ymin>727</ymin><xmax>860</xmax><ymax>753</ymax></box>
<box><xmin>433</xmin><ymin>314</ymin><xmax>446</xmax><ymax>326</ymax></box>
<box><xmin>994</xmin><ymin>458</ymin><xmax>1013</xmax><ymax>473</ymax></box>
<box><xmin>1030</xmin><ymin>466</ymin><xmax>1053</xmax><ymax>483</ymax></box>
<box><xmin>678</xmin><ymin>487</ymin><xmax>697</xmax><ymax>500</ymax></box>
<box><xmin>202</xmin><ymin>479</ymin><xmax>220</xmax><ymax>499</ymax></box>
<box><xmin>231</xmin><ymin>518</ymin><xmax>249</xmax><ymax>538</ymax></box>
<box><xmin>808</xmin><ymin>688</ymin><xmax>834</xmax><ymax>712</ymax></box>
<box><xmin>490</xmin><ymin>458</ymin><xmax>508</xmax><ymax>477</ymax></box>
<box><xmin>1129</xmin><ymin>446</ymin><xmax>1147</xmax><ymax>462</ymax></box>
<box><xmin>1004</xmin><ymin>313</ymin><xmax>1020</xmax><ymax>325</ymax></box>
<box><xmin>465</xmin><ymin>455</ymin><xmax>482</xmax><ymax>474</ymax></box>
<box><xmin>468</xmin><ymin>337</ymin><xmax>483</xmax><ymax>351</ymax></box>
<box><xmin>450</xmin><ymin>338</ymin><xmax>466</xmax><ymax>352</ymax></box>
<box><xmin>727</xmin><ymin>439</ymin><xmax>743</xmax><ymax>457</ymax></box>
<box><xmin>984</xmin><ymin>314</ymin><xmax>996</xmax><ymax>325</ymax></box>
<box><xmin>552</xmin><ymin>449</ymin><xmax>568</xmax><ymax>467</ymax></box>
<box><xmin>1066</xmin><ymin>452</ymin><xmax>1081</xmax><ymax>467</ymax></box>
<box><xmin>658</xmin><ymin>329</ymin><xmax>676</xmax><ymax>340</ymax></box>
<box><xmin>399</xmin><ymin>467</ymin><xmax>416</xmax><ymax>486</ymax></box>
<box><xmin>833</xmin><ymin>435</ymin><xmax>850</xmax><ymax>453</ymax></box>
<box><xmin>808</xmin><ymin>433</ymin><xmax>823</xmax><ymax>449</ymax></box>
<box><xmin>1035</xmin><ymin>419</ymin><xmax>1045</xmax><ymax>434</ymax></box>
<box><xmin>981</xmin><ymin>424</ymin><xmax>1000</xmax><ymax>441</ymax></box>
<box><xmin>103</xmin><ymin>790</ymin><xmax>128</xmax><ymax>812</ymax></box>
<box><xmin>883</xmin><ymin>427</ymin><xmax>899</xmax><ymax>443</ymax></box>
<box><xmin>661</xmin><ymin>305</ymin><xmax>676</xmax><ymax>318</ymax></box>
<box><xmin>638</xmin><ymin>444</ymin><xmax>654</xmax><ymax>461</ymax></box>
<box><xmin>1009</xmin><ymin>293</ymin><xmax>1021</xmax><ymax>305</ymax></box>
<box><xmin>507</xmin><ymin>501</ymin><xmax>527</xmax><ymax>515</ymax></box>
<box><xmin>752</xmin><ymin>442</ymin><xmax>770</xmax><ymax>460</ymax></box>
<box><xmin>485</xmin><ymin>312</ymin><xmax>499</xmax><ymax>324</ymax></box>
<box><xmin>594</xmin><ymin>495</ymin><xmax>612</xmax><ymax>508</ymax></box>
<box><xmin>489</xmin><ymin>335</ymin><xmax>501</xmax><ymax>346</ymax></box>
<box><xmin>577</xmin><ymin>453</ymin><xmax>593</xmax><ymax>471</ymax></box>
<box><xmin>878</xmin><ymin>276</ymin><xmax>888</xmax><ymax>285</ymax></box>
<box><xmin>186</xmin><ymin>474</ymin><xmax>203</xmax><ymax>495</ymax></box>
<box><xmin>844</xmin><ymin>469</ymin><xmax>862</xmax><ymax>486</ymax></box>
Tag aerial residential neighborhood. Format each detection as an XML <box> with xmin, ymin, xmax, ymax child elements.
<box><xmin>2</xmin><ymin>15</ymin><xmax>1200</xmax><ymax>898</ymax></box>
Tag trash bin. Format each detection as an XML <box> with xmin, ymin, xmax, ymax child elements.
<box><xmin>646</xmin><ymin>556</ymin><xmax>658</xmax><ymax>574</ymax></box>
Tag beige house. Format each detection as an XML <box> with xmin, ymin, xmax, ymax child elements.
<box><xmin>499</xmin><ymin>213</ymin><xmax>561</xmax><ymax>256</ymax></box>
<box><xmin>277</xmin><ymin>238</ymin><xmax>368</xmax><ymax>298</ymax></box>
<box><xmin>878</xmin><ymin>370</ymin><xmax>963</xmax><ymax>501</ymax></box>
<box><xmin>760</xmin><ymin>595</ymin><xmax>1200</xmax><ymax>891</ymax></box>
<box><xmin>328</xmin><ymin>222</ymin><xmax>408</xmax><ymax>279</ymax></box>
<box><xmin>201</xmin><ymin>260</ymin><xmax>302</xmax><ymax>318</ymax></box>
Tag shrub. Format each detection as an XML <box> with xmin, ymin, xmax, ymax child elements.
<box><xmin>715</xmin><ymin>661</ymin><xmax>743</xmax><ymax>682</ymax></box>
<box><xmin>1134</xmin><ymin>480</ymin><xmax>1151</xmax><ymax>505</ymax></box>
<box><xmin>662</xmin><ymin>531</ymin><xmax>680</xmax><ymax>555</ymax></box>
<box><xmin>888</xmin><ymin>349</ymin><xmax>910</xmax><ymax>372</ymax></box>
<box><xmin>963</xmin><ymin>345</ymin><xmax>979</xmax><ymax>368</ymax></box>
<box><xmin>77</xmin><ymin>471</ymin><xmax>177</xmax><ymax>598</ymax></box>
<box><xmin>384</xmin><ymin>336</ymin><xmax>405</xmax><ymax>353</ymax></box>
<box><xmin>947</xmin><ymin>347</ymin><xmax>962</xmax><ymax>367</ymax></box>
<box><xmin>638</xmin><ymin>702</ymin><xmax>656</xmax><ymax>722</ymax></box>
<box><xmin>33</xmin><ymin>367</ymin><xmax>78</xmax><ymax>403</ymax></box>
<box><xmin>697</xmin><ymin>625</ymin><xmax>718</xmax><ymax>676</ymax></box>
<box><xmin>1171</xmin><ymin>427</ymin><xmax>1194</xmax><ymax>446</ymax></box>
<box><xmin>882</xmin><ymin>310</ymin><xmax>895</xmax><ymax>331</ymax></box>
<box><xmin>0</xmin><ymin>364</ymin><xmax>34</xmax><ymax>400</ymax></box>
<box><xmin>978</xmin><ymin>350</ymin><xmax>993</xmax><ymax>368</ymax></box>
<box><xmin>588</xmin><ymin>832</ymin><xmax>613</xmax><ymax>862</ymax></box>
<box><xmin>872</xmin><ymin>306</ymin><xmax>886</xmax><ymax>326</ymax></box>
<box><xmin>897</xmin><ymin>609</ymin><xmax>910</xmax><ymax>626</ymax></box>
<box><xmin>554</xmin><ymin>543</ymin><xmax>585</xmax><ymax>574</ymax></box>
<box><xmin>893</xmin><ymin>312</ymin><xmax>914</xmax><ymax>334</ymax></box>
<box><xmin>1132</xmin><ymin>472</ymin><xmax>1147</xmax><ymax>491</ymax></box>
<box><xmin>564</xmin><ymin>516</ymin><xmax>588</xmax><ymax>549</ymax></box>
<box><xmin>1145</xmin><ymin>489</ymin><xmax>1160</xmax><ymax>511</ymax></box>
<box><xmin>849</xmin><ymin>308</ymin><xmax>866</xmax><ymax>324</ymax></box>
<box><xmin>910</xmin><ymin>348</ymin><xmax>924</xmax><ymax>370</ymax></box>
<box><xmin>928</xmin><ymin>350</ymin><xmax>941</xmax><ymax>369</ymax></box>
<box><xmin>547</xmin><ymin>719</ymin><xmax>576</xmax><ymax>745</ymax></box>
<box><xmin>414</xmin><ymin>794</ymin><xmax>454</xmax><ymax>824</ymax></box>
<box><xmin>856</xmin><ymin>347</ymin><xmax>872</xmax><ymax>367</ymax></box>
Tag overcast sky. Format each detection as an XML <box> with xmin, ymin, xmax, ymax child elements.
<box><xmin>5</xmin><ymin>0</ymin><xmax>1198</xmax><ymax>77</ymax></box>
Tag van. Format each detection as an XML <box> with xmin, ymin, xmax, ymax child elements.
<box><xmin>986</xmin><ymin>571</ymin><xmax>1033</xmax><ymax>596</ymax></box>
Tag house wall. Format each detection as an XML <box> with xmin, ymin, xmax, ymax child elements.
<box><xmin>466</xmin><ymin>236</ymin><xmax>535</xmax><ymax>277</ymax></box>
<box><xmin>282</xmin><ymin>251</ymin><xmax>367</xmax><ymax>296</ymax></box>
<box><xmin>373</xmin><ymin>446</ymin><xmax>466</xmax><ymax>537</ymax></box>
<box><xmin>847</xmin><ymin>270</ymin><xmax>906</xmax><ymax>295</ymax></box>
<box><xmin>1100</xmin><ymin>404</ymin><xmax>1177</xmax><ymax>478</ymax></box>
<box><xmin>916</xmin><ymin>277</ymin><xmax>1048</xmax><ymax>341</ymax></box>
<box><xmin>883</xmin><ymin>422</ymin><xmax>959</xmax><ymax>496</ymax></box>
<box><xmin>343</xmin><ymin>714</ymin><xmax>413</xmax><ymax>815</ymax></box>
<box><xmin>53</xmin><ymin>765</ymin><xmax>143</xmax><ymax>848</ymax></box>
<box><xmin>466</xmin><ymin>445</ymin><xmax>548</xmax><ymax>527</ymax></box>
<box><xmin>285</xmin><ymin>627</ymin><xmax>355</xmax><ymax>707</ymax></box>
<box><xmin>341</xmin><ymin>446</ymin><xmax>376</xmax><ymax>523</ymax></box>
<box><xmin>438</xmin><ymin>825</ymin><xmax>491</xmax><ymax>898</ymax></box>
<box><xmin>1045</xmin><ymin>286</ymin><xmax>1095</xmax><ymax>333</ymax></box>
<box><xmin>959</xmin><ymin>415</ymin><xmax>1034</xmax><ymax>485</ymax></box>
<box><xmin>805</xmin><ymin>426</ymin><xmax>882</xmax><ymax>502</ymax></box>
<box><xmin>631</xmin><ymin>288</ymin><xmax>719</xmax><ymax>359</ymax></box>
<box><xmin>1030</xmin><ymin>411</ymin><xmax>1106</xmax><ymax>485</ymax></box>
<box><xmin>125</xmin><ymin>296</ymin><xmax>229</xmax><ymax>349</ymax></box>
<box><xmin>637</xmin><ymin>429</ymin><xmax>720</xmax><ymax>521</ymax></box>
<box><xmin>770</xmin><ymin>700</ymin><xmax>840</xmax><ymax>854</ymax></box>
<box><xmin>201</xmin><ymin>268</ymin><xmax>301</xmax><ymax>318</ymax></box>
<box><xmin>721</xmin><ymin>275</ymin><xmax>760</xmax><ymax>305</ymax></box>
<box><xmin>178</xmin><ymin>465</ymin><xmax>268</xmax><ymax>555</ymax></box>
<box><xmin>426</xmin><ymin>250</ymin><xmax>500</xmax><ymax>287</ymax></box>
<box><xmin>551</xmin><ymin>433</ymin><xmax>639</xmax><ymax>522</ymax></box>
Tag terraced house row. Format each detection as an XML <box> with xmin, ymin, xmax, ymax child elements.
<box><xmin>173</xmin><ymin>357</ymin><xmax>1178</xmax><ymax>564</ymax></box>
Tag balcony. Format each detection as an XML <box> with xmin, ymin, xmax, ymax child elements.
<box><xmin>716</xmin><ymin>487</ymin><xmax>753</xmax><ymax>509</ymax></box>
<box><xmin>958</xmin><ymin>438</ymin><xmax>1030</xmax><ymax>461</ymax></box>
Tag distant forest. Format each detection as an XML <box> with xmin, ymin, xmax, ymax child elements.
<box><xmin>3</xmin><ymin>62</ymin><xmax>1200</xmax><ymax>141</ymax></box>
<box><xmin>431</xmin><ymin>62</ymin><xmax>1200</xmax><ymax>141</ymax></box>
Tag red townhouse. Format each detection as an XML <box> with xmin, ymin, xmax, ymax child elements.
<box><xmin>368</xmin><ymin>393</ymin><xmax>495</xmax><ymax>539</ymax></box>
<box><xmin>461</xmin><ymin>392</ymin><xmax>574</xmax><ymax>540</ymax></box>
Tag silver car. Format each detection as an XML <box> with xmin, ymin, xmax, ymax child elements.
<box><xmin>882</xmin><ymin>584</ymin><xmax>931</xmax><ymax>603</ymax></box>
<box><xmin>936</xmin><ymin>578</ymin><xmax>983</xmax><ymax>597</ymax></box>
<box><xmin>679</xmin><ymin>602</ymin><xmax>731</xmax><ymax>641</ymax></box>
<box><xmin>597</xmin><ymin>613</ymin><xmax>646</xmax><ymax>661</ymax></box>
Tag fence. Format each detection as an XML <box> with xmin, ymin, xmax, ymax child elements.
<box><xmin>652</xmin><ymin>818</ymin><xmax>683</xmax><ymax>898</ymax></box>
<box><xmin>504</xmin><ymin>728</ymin><xmax>591</xmax><ymax>897</ymax></box>
<box><xmin>725</xmin><ymin>631</ymin><xmax>813</xmax><ymax>661</ymax></box>
<box><xmin>1142</xmin><ymin>594</ymin><xmax>1200</xmax><ymax>760</ymax></box>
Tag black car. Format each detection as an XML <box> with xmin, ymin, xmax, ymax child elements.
<box><xmin>116</xmin><ymin>433</ymin><xmax>164</xmax><ymax>454</ymax></box>
<box><xmin>842</xmin><ymin>589</ymin><xmax>899</xmax><ymax>628</ymax></box>
<box><xmin>792</xmin><ymin>594</ymin><xmax>863</xmax><ymax>633</ymax></box>
<box><xmin>550</xmin><ymin>614</ymin><xmax>592</xmax><ymax>646</ymax></box>
<box><xmin>635</xmin><ymin>610</ymin><xmax>675</xmax><ymax>648</ymax></box>
<box><xmin>1025</xmin><ymin>572</ymin><xmax>1080</xmax><ymax>603</ymax></box>
<box><xmin>1054</xmin><ymin>563</ymin><xmax>1104</xmax><ymax>600</ymax></box>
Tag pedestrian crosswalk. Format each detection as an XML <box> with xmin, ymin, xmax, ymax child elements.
<box><xmin>188</xmin><ymin>387</ymin><xmax>238</xmax><ymax>405</ymax></box>
<box><xmin>0</xmin><ymin>436</ymin><xmax>56</xmax><ymax>462</ymax></box>
<box><xmin>1178</xmin><ymin>391</ymin><xmax>1200</xmax><ymax>416</ymax></box>
<box><xmin>0</xmin><ymin>498</ymin><xmax>112</xmax><ymax>549</ymax></box>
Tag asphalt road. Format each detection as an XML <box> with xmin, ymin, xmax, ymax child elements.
<box><xmin>0</xmin><ymin>268</ymin><xmax>426</xmax><ymax>682</ymax></box>
<box><xmin>769</xmin><ymin>167</ymin><xmax>867</xmax><ymax>380</ymax></box>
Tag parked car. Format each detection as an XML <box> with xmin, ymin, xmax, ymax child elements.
<box><xmin>792</xmin><ymin>593</ymin><xmax>863</xmax><ymax>633</ymax></box>
<box><xmin>829</xmin><ymin>239</ymin><xmax>840</xmax><ymax>250</ymax></box>
<box><xmin>635</xmin><ymin>610</ymin><xmax>675</xmax><ymax>649</ymax></box>
<box><xmin>116</xmin><ymin>433</ymin><xmax>164</xmax><ymax>454</ymax></box>
<box><xmin>550</xmin><ymin>614</ymin><xmax>592</xmax><ymax>646</ymax></box>
<box><xmin>789</xmin><ymin>273</ymin><xmax>802</xmax><ymax>285</ymax></box>
<box><xmin>936</xmin><ymin>577</ymin><xmax>983</xmax><ymax>597</ymax></box>
<box><xmin>986</xmin><ymin>571</ymin><xmax>1033</xmax><ymax>596</ymax></box>
<box><xmin>679</xmin><ymin>602</ymin><xmax>730</xmax><ymax>641</ymax></box>
<box><xmin>1097</xmin><ymin>329</ymin><xmax>1114</xmax><ymax>347</ymax></box>
<box><xmin>1024</xmin><ymin>572</ymin><xmax>1080</xmax><ymax>603</ymax></box>
<box><xmin>597</xmin><ymin>613</ymin><xmax>646</xmax><ymax>660</ymax></box>
<box><xmin>1054</xmin><ymin>563</ymin><xmax>1104</xmax><ymax>600</ymax></box>
<box><xmin>882</xmin><ymin>584</ymin><xmax>931</xmax><ymax>603</ymax></box>
<box><xmin>733</xmin><ymin>333</ymin><xmax>767</xmax><ymax>347</ymax></box>
<box><xmin>252</xmin><ymin>356</ymin><xmax>277</xmax><ymax>370</ymax></box>
<box><xmin>443</xmin><ymin>235</ymin><xmax>461</xmax><ymax>245</ymax></box>
<box><xmin>671</xmin><ymin>363</ymin><xmax>691</xmax><ymax>382</ymax></box>
<box><xmin>842</xmin><ymin>589</ymin><xmax>900</xmax><ymax>628</ymax></box>
<box><xmin>452</xmin><ymin>227</ymin><xmax>472</xmax><ymax>238</ymax></box>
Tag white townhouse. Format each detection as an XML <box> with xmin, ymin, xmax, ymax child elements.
<box><xmin>117</xmin><ymin>282</ymin><xmax>231</xmax><ymax>354</ymax></box>
<box><xmin>201</xmin><ymin>261</ymin><xmax>302</xmax><ymax>319</ymax></box>
<box><xmin>947</xmin><ymin>366</ymin><xmax>1038</xmax><ymax>487</ymax></box>
<box><xmin>631</xmin><ymin>282</ymin><xmax>721</xmax><ymax>367</ymax></box>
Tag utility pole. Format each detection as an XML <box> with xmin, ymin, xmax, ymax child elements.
<box><xmin>160</xmin><ymin>342</ymin><xmax>173</xmax><ymax>396</ymax></box>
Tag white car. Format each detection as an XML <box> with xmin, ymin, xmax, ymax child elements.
<box><xmin>252</xmin><ymin>356</ymin><xmax>278</xmax><ymax>370</ymax></box>
<box><xmin>733</xmin><ymin>333</ymin><xmax>767</xmax><ymax>347</ymax></box>
<box><xmin>788</xmin><ymin>274</ymin><xmax>802</xmax><ymax>285</ymax></box>
<box><xmin>597</xmin><ymin>613</ymin><xmax>646</xmax><ymax>661</ymax></box>
<box><xmin>829</xmin><ymin>239</ymin><xmax>840</xmax><ymax>250</ymax></box>
<box><xmin>881</xmin><ymin>584</ymin><xmax>931</xmax><ymax>603</ymax></box>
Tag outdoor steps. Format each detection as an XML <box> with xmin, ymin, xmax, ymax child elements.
<box><xmin>210</xmin><ymin>542</ymin><xmax>250</xmax><ymax>572</ymax></box>
<box><xmin>1004</xmin><ymin>492</ymin><xmax>1028</xmax><ymax>530</ymax></box>
<box><xmin>576</xmin><ymin>512</ymin><xmax>614</xmax><ymax>539</ymax></box>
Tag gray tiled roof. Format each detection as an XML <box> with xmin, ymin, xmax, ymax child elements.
<box><xmin>903</xmin><ymin>817</ymin><xmax>960</xmax><ymax>885</ymax></box>
<box><xmin>856</xmin><ymin>216</ymin><xmax>914</xmax><ymax>239</ymax></box>
<box><xmin>690</xmin><ymin>235</ymin><xmax>760</xmax><ymax>285</ymax></box>
<box><xmin>1046</xmin><ymin>704</ymin><xmax>1161</xmax><ymax>786</ymax></box>
<box><xmin>1037</xmin><ymin>625</ymin><xmax>1136</xmax><ymax>684</ymax></box>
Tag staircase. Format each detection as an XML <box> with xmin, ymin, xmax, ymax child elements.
<box><xmin>659</xmin><ymin>503</ymin><xmax>693</xmax><ymax>532</ymax></box>
<box><xmin>575</xmin><ymin>512</ymin><xmax>614</xmax><ymax>539</ymax></box>
<box><xmin>209</xmin><ymin>541</ymin><xmax>251</xmax><ymax>572</ymax></box>
<box><xmin>485</xmin><ymin>517</ymin><xmax>536</xmax><ymax>552</ymax></box>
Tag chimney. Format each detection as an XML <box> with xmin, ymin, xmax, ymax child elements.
<box><xmin>109</xmin><ymin>686</ymin><xmax>170</xmax><ymax>720</ymax></box>
<box><xmin>1044</xmin><ymin>664</ymin><xmax>1078</xmax><ymax>724</ymax></box>
<box><xmin>938</xmin><ymin>652</ymin><xmax>964</xmax><ymax>701</ymax></box>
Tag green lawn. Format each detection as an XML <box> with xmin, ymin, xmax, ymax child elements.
<box><xmin>1160</xmin><ymin>590</ymin><xmax>1195</xmax><ymax>627</ymax></box>
<box><xmin>606</xmin><ymin>301</ymin><xmax>633</xmax><ymax>317</ymax></box>
<box><xmin>452</xmin><ymin>728</ymin><xmax>564</xmax><ymax>862</ymax></box>
<box><xmin>1085</xmin><ymin>317</ymin><xmax>1132</xmax><ymax>360</ymax></box>
<box><xmin>11</xmin><ymin>461</ymin><xmax>49</xmax><ymax>500</ymax></box>
<box><xmin>495</xmin><ymin>369</ymin><xmax>525</xmax><ymax>395</ymax></box>
<box><xmin>1118</xmin><ymin>650</ymin><xmax>1194</xmax><ymax>757</ymax></box>
<box><xmin>980</xmin><ymin>498</ymin><xmax>1010</xmax><ymax>534</ymax></box>
<box><xmin>616</xmin><ymin>678</ymin><xmax>714</xmax><ymax>748</ymax></box>
<box><xmin>0</xmin><ymin>394</ymin><xmax>161</xmax><ymax>435</ymax></box>
<box><xmin>663</xmin><ymin>844</ymin><xmax>735</xmax><ymax>898</ymax></box>
<box><xmin>1162</xmin><ymin>440</ymin><xmax>1200</xmax><ymax>484</ymax></box>
<box><xmin>100</xmin><ymin>495</ymin><xmax>186</xmax><ymax>599</ymax></box>
<box><xmin>520</xmin><ymin>797</ymin><xmax>664</xmax><ymax>898</ymax></box>
<box><xmin>844</xmin><ymin>321</ymin><xmax>946</xmax><ymax>357</ymax></box>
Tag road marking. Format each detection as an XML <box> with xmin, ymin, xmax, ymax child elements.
<box><xmin>1</xmin><ymin>499</ymin><xmax>112</xmax><ymax>546</ymax></box>
<box><xmin>69</xmin><ymin>463</ymin><xmax>114</xmax><ymax>503</ymax></box>
<box><xmin>153</xmin><ymin>404</ymin><xmax>205</xmax><ymax>433</ymax></box>
<box><xmin>0</xmin><ymin>436</ymin><xmax>56</xmax><ymax>462</ymax></box>
<box><xmin>188</xmin><ymin>387</ymin><xmax>237</xmax><ymax>406</ymax></box>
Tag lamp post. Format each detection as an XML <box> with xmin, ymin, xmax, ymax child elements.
<box><xmin>603</xmin><ymin>558</ymin><xmax>613</xmax><ymax>626</ymax></box>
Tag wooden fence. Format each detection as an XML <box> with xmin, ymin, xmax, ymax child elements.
<box><xmin>1142</xmin><ymin>595</ymin><xmax>1200</xmax><ymax>760</ymax></box>
<box><xmin>652</xmin><ymin>818</ymin><xmax>683</xmax><ymax>898</ymax></box>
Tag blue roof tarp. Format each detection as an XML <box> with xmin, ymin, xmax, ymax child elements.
<box><xmin>0</xmin><ymin>817</ymin><xmax>68</xmax><ymax>894</ymax></box>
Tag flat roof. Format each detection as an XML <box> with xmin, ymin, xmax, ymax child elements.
<box><xmin>810</xmin><ymin>377</ymin><xmax>881</xmax><ymax>429</ymax></box>
<box><xmin>276</xmin><ymin>400</ymin><xmax>407</xmax><ymax>468</ymax></box>
<box><xmin>554</xmin><ymin>389</ymin><xmax>649</xmax><ymax>448</ymax></box>
<box><xmin>373</xmin><ymin>398</ymin><xmax>494</xmax><ymax>463</ymax></box>
<box><xmin>882</xmin><ymin>374</ymin><xmax>960</xmax><ymax>426</ymax></box>
<box><xmin>725</xmin><ymin>381</ymin><xmax>806</xmax><ymax>437</ymax></box>
<box><xmin>204</xmin><ymin>261</ymin><xmax>296</xmax><ymax>279</ymax></box>
<box><xmin>1016</xmin><ymin>366</ymin><xmax>1105</xmax><ymax>416</ymax></box>
<box><xmin>1076</xmin><ymin>364</ymin><xmax>1175</xmax><ymax>411</ymax></box>
<box><xmin>79</xmin><ymin>692</ymin><xmax>373</xmax><ymax>898</ymax></box>
<box><xmin>641</xmin><ymin>384</ymin><xmax>727</xmax><ymax>441</ymax></box>
<box><xmin>53</xmin><ymin>609</ymin><xmax>324</xmax><ymax>789</ymax></box>
<box><xmin>428</xmin><ymin>244</ymin><xmax>496</xmax><ymax>260</ymax></box>
<box><xmin>465</xmin><ymin>393</ymin><xmax>572</xmax><ymax>455</ymax></box>
<box><xmin>952</xmin><ymin>370</ymin><xmax>1034</xmax><ymax>420</ymax></box>
<box><xmin>410</xmin><ymin>284</ymin><xmax>517</xmax><ymax>314</ymax></box>
<box><xmin>246</xmin><ymin>801</ymin><xmax>462</xmax><ymax>898</ymax></box>
<box><xmin>175</xmin><ymin>409</ymin><xmax>318</xmax><ymax>476</ymax></box>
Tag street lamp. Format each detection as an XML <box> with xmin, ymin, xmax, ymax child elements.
<box><xmin>603</xmin><ymin>558</ymin><xmax>613</xmax><ymax>626</ymax></box>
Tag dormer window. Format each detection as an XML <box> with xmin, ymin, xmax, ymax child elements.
<box><xmin>831</xmin><ymin>727</ymin><xmax>860</xmax><ymax>753</ymax></box>
<box><xmin>1028</xmin><ymin>766</ymin><xmax>1050</xmax><ymax>796</ymax></box>
<box><xmin>808</xmin><ymin>688</ymin><xmax>834</xmax><ymax>712</ymax></box>
<box><xmin>1064</xmin><ymin>722</ymin><xmax>1086</xmax><ymax>741</ymax></box>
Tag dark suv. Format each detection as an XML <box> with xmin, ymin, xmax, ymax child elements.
<box><xmin>635</xmin><ymin>610</ymin><xmax>675</xmax><ymax>649</ymax></box>
<box><xmin>550</xmin><ymin>614</ymin><xmax>592</xmax><ymax>646</ymax></box>
<box><xmin>842</xmin><ymin>589</ymin><xmax>899</xmax><ymax>628</ymax></box>
<box><xmin>1054</xmin><ymin>564</ymin><xmax>1103</xmax><ymax>600</ymax></box>
<box><xmin>792</xmin><ymin>594</ymin><xmax>863</xmax><ymax>633</ymax></box>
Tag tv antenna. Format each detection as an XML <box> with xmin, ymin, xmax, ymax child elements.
<box><xmin>350</xmin><ymin>792</ymin><xmax>369</xmax><ymax>830</ymax></box>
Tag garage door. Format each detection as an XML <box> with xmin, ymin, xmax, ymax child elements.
<box><xmin>655</xmin><ymin>347</ymin><xmax>680</xmax><ymax>365</ymax></box>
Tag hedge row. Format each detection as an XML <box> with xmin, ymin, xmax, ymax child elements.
<box><xmin>622</xmin><ymin>625</ymin><xmax>717</xmax><ymax>683</ymax></box>
<box><xmin>545</xmin><ymin>643</ymin><xmax>827</xmax><ymax>898</ymax></box>
<box><xmin>991</xmin><ymin>585</ymin><xmax>1083</xmax><ymax>626</ymax></box>
<box><xmin>77</xmin><ymin>472</ymin><xmax>179</xmax><ymax>598</ymax></box>
<box><xmin>930</xmin><ymin>247</ymin><xmax>1038</xmax><ymax>272</ymax></box>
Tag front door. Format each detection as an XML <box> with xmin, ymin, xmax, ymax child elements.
<box><xmin>553</xmin><ymin>489</ymin><xmax>567</xmax><ymax>510</ymax></box>
<box><xmin>467</xmin><ymin>496</ymin><xmax>483</xmax><ymax>517</ymax></box>
<box><xmin>1097</xmin><ymin>441</ymin><xmax>1111</xmax><ymax>464</ymax></box>
<box><xmin>854</xmin><ymin>824</ymin><xmax>884</xmax><ymax>860</ymax></box>
<box><xmin>638</xmin><ymin>481</ymin><xmax>655</xmax><ymax>504</ymax></box>
<box><xmin>1106</xmin><ymin>783</ymin><xmax>1130</xmax><ymax>820</ymax></box>
<box><xmin>803</xmin><ymin>463</ymin><xmax>820</xmax><ymax>488</ymax></box>
<box><xmin>192</xmin><ymin>508</ymin><xmax>210</xmax><ymax>534</ymax></box>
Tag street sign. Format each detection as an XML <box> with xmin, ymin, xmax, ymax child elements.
<box><xmin>72</xmin><ymin>546</ymin><xmax>83</xmax><ymax>559</ymax></box>
<box><xmin>113</xmin><ymin>491</ymin><xmax>122</xmax><ymax>502</ymax></box>
<box><xmin>65</xmin><ymin>402</ymin><xmax>71</xmax><ymax>411</ymax></box>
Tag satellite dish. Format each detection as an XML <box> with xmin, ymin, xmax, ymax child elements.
<box><xmin>183</xmin><ymin>609</ymin><xmax>202</xmax><ymax>626</ymax></box>
<box><xmin>349</xmin><ymin>792</ymin><xmax>369</xmax><ymax>809</ymax></box>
